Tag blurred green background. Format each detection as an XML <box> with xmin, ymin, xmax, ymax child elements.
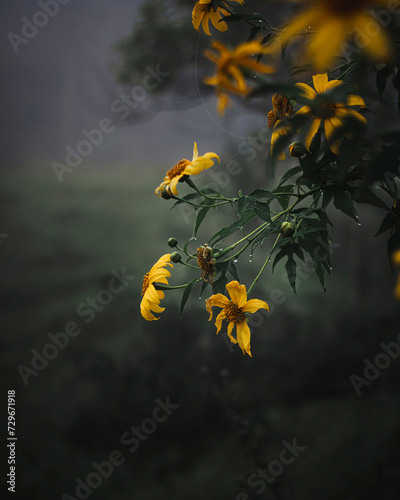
<box><xmin>1</xmin><ymin>1</ymin><xmax>400</xmax><ymax>499</ymax></box>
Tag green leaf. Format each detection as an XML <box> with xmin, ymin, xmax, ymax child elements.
<box><xmin>277</xmin><ymin>166</ymin><xmax>302</xmax><ymax>187</ymax></box>
<box><xmin>172</xmin><ymin>192</ymin><xmax>200</xmax><ymax>208</ymax></box>
<box><xmin>273</xmin><ymin>185</ymin><xmax>294</xmax><ymax>210</ymax></box>
<box><xmin>375</xmin><ymin>212</ymin><xmax>397</xmax><ymax>237</ymax></box>
<box><xmin>333</xmin><ymin>189</ymin><xmax>359</xmax><ymax>223</ymax></box>
<box><xmin>180</xmin><ymin>279</ymin><xmax>198</xmax><ymax>318</ymax></box>
<box><xmin>194</xmin><ymin>206</ymin><xmax>210</xmax><ymax>237</ymax></box>
<box><xmin>273</xmin><ymin>246</ymin><xmax>290</xmax><ymax>272</ymax></box>
<box><xmin>199</xmin><ymin>279</ymin><xmax>209</xmax><ymax>299</ymax></box>
<box><xmin>247</xmin><ymin>188</ymin><xmax>272</xmax><ymax>203</ymax></box>
<box><xmin>350</xmin><ymin>187</ymin><xmax>388</xmax><ymax>211</ymax></box>
<box><xmin>376</xmin><ymin>64</ymin><xmax>393</xmax><ymax>102</ymax></box>
<box><xmin>210</xmin><ymin>209</ymin><xmax>256</xmax><ymax>245</ymax></box>
<box><xmin>237</xmin><ymin>193</ymin><xmax>248</xmax><ymax>217</ymax></box>
<box><xmin>228</xmin><ymin>261</ymin><xmax>240</xmax><ymax>282</ymax></box>
<box><xmin>253</xmin><ymin>201</ymin><xmax>271</xmax><ymax>221</ymax></box>
<box><xmin>285</xmin><ymin>255</ymin><xmax>297</xmax><ymax>294</ymax></box>
<box><xmin>201</xmin><ymin>186</ymin><xmax>222</xmax><ymax>197</ymax></box>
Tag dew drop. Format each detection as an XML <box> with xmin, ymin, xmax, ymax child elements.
<box><xmin>357</xmin><ymin>222</ymin><xmax>361</xmax><ymax>226</ymax></box>
<box><xmin>233</xmin><ymin>259</ymin><xmax>238</xmax><ymax>263</ymax></box>
<box><xmin>199</xmin><ymin>296</ymin><xmax>202</xmax><ymax>300</ymax></box>
<box><xmin>249</xmin><ymin>254</ymin><xmax>253</xmax><ymax>263</ymax></box>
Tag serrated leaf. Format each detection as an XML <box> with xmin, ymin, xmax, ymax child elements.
<box><xmin>180</xmin><ymin>279</ymin><xmax>198</xmax><ymax>318</ymax></box>
<box><xmin>272</xmin><ymin>246</ymin><xmax>290</xmax><ymax>272</ymax></box>
<box><xmin>350</xmin><ymin>187</ymin><xmax>388</xmax><ymax>211</ymax></box>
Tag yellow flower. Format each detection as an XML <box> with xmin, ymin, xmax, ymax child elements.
<box><xmin>206</xmin><ymin>280</ymin><xmax>269</xmax><ymax>356</ymax></box>
<box><xmin>268</xmin><ymin>93</ymin><xmax>293</xmax><ymax>160</ymax></box>
<box><xmin>155</xmin><ymin>142</ymin><xmax>219</xmax><ymax>197</ymax></box>
<box><xmin>140</xmin><ymin>254</ymin><xmax>173</xmax><ymax>321</ymax></box>
<box><xmin>294</xmin><ymin>73</ymin><xmax>367</xmax><ymax>153</ymax></box>
<box><xmin>204</xmin><ymin>40</ymin><xmax>275</xmax><ymax>115</ymax></box>
<box><xmin>192</xmin><ymin>0</ymin><xmax>243</xmax><ymax>35</ymax></box>
<box><xmin>273</xmin><ymin>0</ymin><xmax>393</xmax><ymax>70</ymax></box>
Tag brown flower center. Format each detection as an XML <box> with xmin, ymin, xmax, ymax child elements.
<box><xmin>323</xmin><ymin>0</ymin><xmax>370</xmax><ymax>15</ymax></box>
<box><xmin>167</xmin><ymin>159</ymin><xmax>190</xmax><ymax>180</ymax></box>
<box><xmin>267</xmin><ymin>110</ymin><xmax>278</xmax><ymax>130</ymax></box>
<box><xmin>224</xmin><ymin>302</ymin><xmax>246</xmax><ymax>323</ymax></box>
<box><xmin>272</xmin><ymin>93</ymin><xmax>293</xmax><ymax>117</ymax></box>
<box><xmin>141</xmin><ymin>273</ymin><xmax>150</xmax><ymax>296</ymax></box>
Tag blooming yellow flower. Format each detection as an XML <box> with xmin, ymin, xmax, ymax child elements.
<box><xmin>140</xmin><ymin>254</ymin><xmax>173</xmax><ymax>321</ymax></box>
<box><xmin>274</xmin><ymin>0</ymin><xmax>393</xmax><ymax>70</ymax></box>
<box><xmin>206</xmin><ymin>280</ymin><xmax>269</xmax><ymax>356</ymax></box>
<box><xmin>192</xmin><ymin>0</ymin><xmax>243</xmax><ymax>35</ymax></box>
<box><xmin>155</xmin><ymin>142</ymin><xmax>219</xmax><ymax>197</ymax></box>
<box><xmin>204</xmin><ymin>40</ymin><xmax>275</xmax><ymax>115</ymax></box>
<box><xmin>268</xmin><ymin>93</ymin><xmax>293</xmax><ymax>160</ymax></box>
<box><xmin>294</xmin><ymin>73</ymin><xmax>367</xmax><ymax>153</ymax></box>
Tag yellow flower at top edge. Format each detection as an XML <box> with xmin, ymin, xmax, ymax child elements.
<box><xmin>268</xmin><ymin>93</ymin><xmax>293</xmax><ymax>160</ymax></box>
<box><xmin>294</xmin><ymin>73</ymin><xmax>367</xmax><ymax>153</ymax></box>
<box><xmin>192</xmin><ymin>0</ymin><xmax>244</xmax><ymax>35</ymax></box>
<box><xmin>155</xmin><ymin>142</ymin><xmax>220</xmax><ymax>198</ymax></box>
<box><xmin>273</xmin><ymin>0</ymin><xmax>393</xmax><ymax>70</ymax></box>
<box><xmin>393</xmin><ymin>250</ymin><xmax>400</xmax><ymax>300</ymax></box>
<box><xmin>204</xmin><ymin>40</ymin><xmax>276</xmax><ymax>115</ymax></box>
<box><xmin>206</xmin><ymin>280</ymin><xmax>269</xmax><ymax>356</ymax></box>
<box><xmin>140</xmin><ymin>254</ymin><xmax>173</xmax><ymax>321</ymax></box>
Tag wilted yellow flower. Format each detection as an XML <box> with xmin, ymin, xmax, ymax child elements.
<box><xmin>268</xmin><ymin>93</ymin><xmax>293</xmax><ymax>160</ymax></box>
<box><xmin>192</xmin><ymin>0</ymin><xmax>244</xmax><ymax>35</ymax></box>
<box><xmin>274</xmin><ymin>0</ymin><xmax>393</xmax><ymax>69</ymax></box>
<box><xmin>295</xmin><ymin>73</ymin><xmax>367</xmax><ymax>153</ymax></box>
<box><xmin>206</xmin><ymin>280</ymin><xmax>269</xmax><ymax>356</ymax></box>
<box><xmin>197</xmin><ymin>244</ymin><xmax>216</xmax><ymax>285</ymax></box>
<box><xmin>204</xmin><ymin>40</ymin><xmax>275</xmax><ymax>115</ymax></box>
<box><xmin>140</xmin><ymin>254</ymin><xmax>173</xmax><ymax>321</ymax></box>
<box><xmin>155</xmin><ymin>142</ymin><xmax>219</xmax><ymax>197</ymax></box>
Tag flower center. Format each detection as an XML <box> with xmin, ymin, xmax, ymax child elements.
<box><xmin>167</xmin><ymin>159</ymin><xmax>190</xmax><ymax>180</ymax></box>
<box><xmin>224</xmin><ymin>302</ymin><xmax>246</xmax><ymax>323</ymax></box>
<box><xmin>197</xmin><ymin>245</ymin><xmax>216</xmax><ymax>284</ymax></box>
<box><xmin>323</xmin><ymin>0</ymin><xmax>370</xmax><ymax>15</ymax></box>
<box><xmin>141</xmin><ymin>272</ymin><xmax>150</xmax><ymax>296</ymax></box>
<box><xmin>314</xmin><ymin>97</ymin><xmax>338</xmax><ymax>119</ymax></box>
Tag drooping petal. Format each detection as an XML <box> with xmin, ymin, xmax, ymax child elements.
<box><xmin>312</xmin><ymin>74</ymin><xmax>329</xmax><ymax>95</ymax></box>
<box><xmin>209</xmin><ymin>9</ymin><xmax>228</xmax><ymax>32</ymax></box>
<box><xmin>335</xmin><ymin>107</ymin><xmax>367</xmax><ymax>125</ymax></box>
<box><xmin>295</xmin><ymin>105</ymin><xmax>312</xmax><ymax>116</ymax></box>
<box><xmin>305</xmin><ymin>118</ymin><xmax>321</xmax><ymax>151</ymax></box>
<box><xmin>226</xmin><ymin>280</ymin><xmax>247</xmax><ymax>308</ymax></box>
<box><xmin>326</xmin><ymin>79</ymin><xmax>342</xmax><ymax>91</ymax></box>
<box><xmin>227</xmin><ymin>321</ymin><xmax>237</xmax><ymax>344</ymax></box>
<box><xmin>236</xmin><ymin>321</ymin><xmax>252</xmax><ymax>357</ymax></box>
<box><xmin>144</xmin><ymin>283</ymin><xmax>161</xmax><ymax>305</ymax></box>
<box><xmin>206</xmin><ymin>293</ymin><xmax>230</xmax><ymax>320</ymax></box>
<box><xmin>169</xmin><ymin>174</ymin><xmax>183</xmax><ymax>195</ymax></box>
<box><xmin>242</xmin><ymin>299</ymin><xmax>269</xmax><ymax>314</ymax></box>
<box><xmin>192</xmin><ymin>142</ymin><xmax>199</xmax><ymax>161</ymax></box>
<box><xmin>201</xmin><ymin>12</ymin><xmax>211</xmax><ymax>36</ymax></box>
<box><xmin>324</xmin><ymin>116</ymin><xmax>343</xmax><ymax>154</ymax></box>
<box><xmin>215</xmin><ymin>310</ymin><xmax>226</xmax><ymax>334</ymax></box>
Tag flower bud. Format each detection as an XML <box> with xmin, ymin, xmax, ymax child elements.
<box><xmin>289</xmin><ymin>142</ymin><xmax>308</xmax><ymax>158</ymax></box>
<box><xmin>170</xmin><ymin>252</ymin><xmax>182</xmax><ymax>263</ymax></box>
<box><xmin>168</xmin><ymin>238</ymin><xmax>178</xmax><ymax>248</ymax></box>
<box><xmin>281</xmin><ymin>221</ymin><xmax>295</xmax><ymax>237</ymax></box>
<box><xmin>160</xmin><ymin>185</ymin><xmax>172</xmax><ymax>200</ymax></box>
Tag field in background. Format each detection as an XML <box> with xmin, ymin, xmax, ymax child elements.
<box><xmin>1</xmin><ymin>168</ymin><xmax>399</xmax><ymax>500</ymax></box>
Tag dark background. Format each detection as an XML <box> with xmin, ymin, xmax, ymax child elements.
<box><xmin>1</xmin><ymin>1</ymin><xmax>400</xmax><ymax>499</ymax></box>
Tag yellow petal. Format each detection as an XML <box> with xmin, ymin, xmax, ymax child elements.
<box><xmin>206</xmin><ymin>293</ymin><xmax>229</xmax><ymax>320</ymax></box>
<box><xmin>272</xmin><ymin>8</ymin><xmax>319</xmax><ymax>49</ymax></box>
<box><xmin>347</xmin><ymin>95</ymin><xmax>365</xmax><ymax>107</ymax></box>
<box><xmin>227</xmin><ymin>321</ymin><xmax>237</xmax><ymax>344</ymax></box>
<box><xmin>236</xmin><ymin>321</ymin><xmax>252</xmax><ymax>357</ymax></box>
<box><xmin>295</xmin><ymin>83</ymin><xmax>317</xmax><ymax>100</ymax></box>
<box><xmin>324</xmin><ymin>116</ymin><xmax>343</xmax><ymax>154</ymax></box>
<box><xmin>296</xmin><ymin>105</ymin><xmax>312</xmax><ymax>116</ymax></box>
<box><xmin>392</xmin><ymin>250</ymin><xmax>400</xmax><ymax>265</ymax></box>
<box><xmin>309</xmin><ymin>20</ymin><xmax>345</xmax><ymax>71</ymax></box>
<box><xmin>169</xmin><ymin>174</ymin><xmax>183</xmax><ymax>195</ymax></box>
<box><xmin>305</xmin><ymin>118</ymin><xmax>321</xmax><ymax>151</ymax></box>
<box><xmin>210</xmin><ymin>9</ymin><xmax>228</xmax><ymax>32</ymax></box>
<box><xmin>201</xmin><ymin>12</ymin><xmax>211</xmax><ymax>36</ymax></box>
<box><xmin>242</xmin><ymin>299</ymin><xmax>269</xmax><ymax>314</ymax></box>
<box><xmin>192</xmin><ymin>142</ymin><xmax>198</xmax><ymax>161</ymax></box>
<box><xmin>215</xmin><ymin>310</ymin><xmax>226</xmax><ymax>334</ymax></box>
<box><xmin>144</xmin><ymin>283</ymin><xmax>160</xmax><ymax>305</ymax></box>
<box><xmin>326</xmin><ymin>79</ymin><xmax>342</xmax><ymax>90</ymax></box>
<box><xmin>226</xmin><ymin>281</ymin><xmax>247</xmax><ymax>308</ymax></box>
<box><xmin>355</xmin><ymin>13</ymin><xmax>392</xmax><ymax>61</ymax></box>
<box><xmin>312</xmin><ymin>74</ymin><xmax>329</xmax><ymax>95</ymax></box>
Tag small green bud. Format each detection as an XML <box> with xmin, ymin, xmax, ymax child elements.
<box><xmin>281</xmin><ymin>221</ymin><xmax>295</xmax><ymax>237</ymax></box>
<box><xmin>168</xmin><ymin>238</ymin><xmax>178</xmax><ymax>248</ymax></box>
<box><xmin>160</xmin><ymin>186</ymin><xmax>172</xmax><ymax>200</ymax></box>
<box><xmin>289</xmin><ymin>141</ymin><xmax>308</xmax><ymax>158</ymax></box>
<box><xmin>170</xmin><ymin>252</ymin><xmax>182</xmax><ymax>263</ymax></box>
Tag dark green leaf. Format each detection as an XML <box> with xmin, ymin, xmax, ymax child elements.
<box><xmin>375</xmin><ymin>212</ymin><xmax>397</xmax><ymax>237</ymax></box>
<box><xmin>194</xmin><ymin>206</ymin><xmax>210</xmax><ymax>237</ymax></box>
<box><xmin>333</xmin><ymin>189</ymin><xmax>359</xmax><ymax>223</ymax></box>
<box><xmin>285</xmin><ymin>255</ymin><xmax>297</xmax><ymax>294</ymax></box>
<box><xmin>350</xmin><ymin>187</ymin><xmax>388</xmax><ymax>211</ymax></box>
<box><xmin>228</xmin><ymin>261</ymin><xmax>240</xmax><ymax>282</ymax></box>
<box><xmin>180</xmin><ymin>279</ymin><xmax>198</xmax><ymax>318</ymax></box>
<box><xmin>253</xmin><ymin>201</ymin><xmax>271</xmax><ymax>221</ymax></box>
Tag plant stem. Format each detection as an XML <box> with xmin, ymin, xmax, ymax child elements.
<box><xmin>247</xmin><ymin>233</ymin><xmax>282</xmax><ymax>295</ymax></box>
